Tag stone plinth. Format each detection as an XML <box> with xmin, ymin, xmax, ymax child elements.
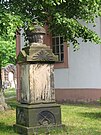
<box><xmin>14</xmin><ymin>103</ymin><xmax>62</xmax><ymax>135</ymax></box>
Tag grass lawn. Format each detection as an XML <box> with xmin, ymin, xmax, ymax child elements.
<box><xmin>0</xmin><ymin>99</ymin><xmax>101</xmax><ymax>135</ymax></box>
<box><xmin>4</xmin><ymin>88</ymin><xmax>16</xmax><ymax>98</ymax></box>
<box><xmin>62</xmin><ymin>104</ymin><xmax>101</xmax><ymax>135</ymax></box>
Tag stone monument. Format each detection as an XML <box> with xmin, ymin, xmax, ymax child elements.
<box><xmin>14</xmin><ymin>25</ymin><xmax>62</xmax><ymax>135</ymax></box>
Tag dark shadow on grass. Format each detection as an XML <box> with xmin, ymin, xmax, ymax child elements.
<box><xmin>40</xmin><ymin>125</ymin><xmax>69</xmax><ymax>135</ymax></box>
<box><xmin>0</xmin><ymin>122</ymin><xmax>14</xmax><ymax>133</ymax></box>
<box><xmin>7</xmin><ymin>102</ymin><xmax>17</xmax><ymax>109</ymax></box>
<box><xmin>78</xmin><ymin>112</ymin><xmax>101</xmax><ymax>120</ymax></box>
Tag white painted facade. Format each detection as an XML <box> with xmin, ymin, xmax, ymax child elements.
<box><xmin>54</xmin><ymin>18</ymin><xmax>101</xmax><ymax>89</ymax></box>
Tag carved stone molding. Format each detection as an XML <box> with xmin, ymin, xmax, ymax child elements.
<box><xmin>32</xmin><ymin>50</ymin><xmax>56</xmax><ymax>61</ymax></box>
<box><xmin>17</xmin><ymin>45</ymin><xmax>58</xmax><ymax>63</ymax></box>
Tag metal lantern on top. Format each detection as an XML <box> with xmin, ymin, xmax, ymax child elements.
<box><xmin>14</xmin><ymin>24</ymin><xmax>63</xmax><ymax>135</ymax></box>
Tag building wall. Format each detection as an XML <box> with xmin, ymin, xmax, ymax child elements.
<box><xmin>55</xmin><ymin>43</ymin><xmax>101</xmax><ymax>88</ymax></box>
<box><xmin>55</xmin><ymin>18</ymin><xmax>101</xmax><ymax>102</ymax></box>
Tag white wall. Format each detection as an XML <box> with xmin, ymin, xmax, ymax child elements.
<box><xmin>54</xmin><ymin>18</ymin><xmax>101</xmax><ymax>88</ymax></box>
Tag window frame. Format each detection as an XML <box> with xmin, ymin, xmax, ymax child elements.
<box><xmin>52</xmin><ymin>35</ymin><xmax>69</xmax><ymax>69</ymax></box>
<box><xmin>52</xmin><ymin>36</ymin><xmax>64</xmax><ymax>63</ymax></box>
<box><xmin>43</xmin><ymin>25</ymin><xmax>68</xmax><ymax>69</ymax></box>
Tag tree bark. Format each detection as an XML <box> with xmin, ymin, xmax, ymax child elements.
<box><xmin>0</xmin><ymin>59</ymin><xmax>8</xmax><ymax>111</ymax></box>
<box><xmin>0</xmin><ymin>62</ymin><xmax>2</xmax><ymax>91</ymax></box>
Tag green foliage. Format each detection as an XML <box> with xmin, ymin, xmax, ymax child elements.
<box><xmin>0</xmin><ymin>12</ymin><xmax>23</xmax><ymax>67</ymax></box>
<box><xmin>0</xmin><ymin>38</ymin><xmax>16</xmax><ymax>67</ymax></box>
<box><xmin>0</xmin><ymin>0</ymin><xmax>101</xmax><ymax>51</ymax></box>
<box><xmin>0</xmin><ymin>0</ymin><xmax>100</xmax><ymax>67</ymax></box>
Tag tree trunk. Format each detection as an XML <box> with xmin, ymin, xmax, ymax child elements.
<box><xmin>0</xmin><ymin>59</ymin><xmax>8</xmax><ymax>111</ymax></box>
<box><xmin>0</xmin><ymin>62</ymin><xmax>2</xmax><ymax>91</ymax></box>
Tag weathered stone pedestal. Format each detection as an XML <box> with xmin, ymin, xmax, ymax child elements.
<box><xmin>14</xmin><ymin>26</ymin><xmax>63</xmax><ymax>135</ymax></box>
<box><xmin>15</xmin><ymin>103</ymin><xmax>62</xmax><ymax>135</ymax></box>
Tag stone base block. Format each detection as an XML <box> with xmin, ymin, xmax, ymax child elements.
<box><xmin>14</xmin><ymin>103</ymin><xmax>62</xmax><ymax>135</ymax></box>
<box><xmin>14</xmin><ymin>124</ymin><xmax>64</xmax><ymax>135</ymax></box>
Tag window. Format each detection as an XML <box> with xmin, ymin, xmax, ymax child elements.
<box><xmin>52</xmin><ymin>36</ymin><xmax>64</xmax><ymax>62</ymax></box>
<box><xmin>52</xmin><ymin>36</ymin><xmax>68</xmax><ymax>68</ymax></box>
<box><xmin>43</xmin><ymin>25</ymin><xmax>68</xmax><ymax>68</ymax></box>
